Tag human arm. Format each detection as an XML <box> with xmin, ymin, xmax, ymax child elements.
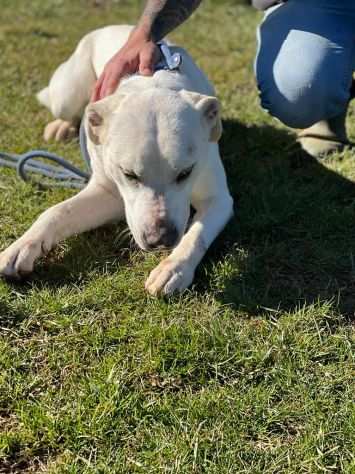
<box><xmin>91</xmin><ymin>0</ymin><xmax>202</xmax><ymax>101</ymax></box>
<box><xmin>138</xmin><ymin>0</ymin><xmax>202</xmax><ymax>41</ymax></box>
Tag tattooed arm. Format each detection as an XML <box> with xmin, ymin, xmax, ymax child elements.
<box><xmin>91</xmin><ymin>0</ymin><xmax>202</xmax><ymax>101</ymax></box>
<box><xmin>139</xmin><ymin>0</ymin><xmax>202</xmax><ymax>41</ymax></box>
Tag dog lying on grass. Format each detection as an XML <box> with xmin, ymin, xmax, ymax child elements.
<box><xmin>0</xmin><ymin>26</ymin><xmax>233</xmax><ymax>295</ymax></box>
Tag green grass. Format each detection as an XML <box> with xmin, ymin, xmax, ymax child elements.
<box><xmin>1</xmin><ymin>0</ymin><xmax>355</xmax><ymax>472</ymax></box>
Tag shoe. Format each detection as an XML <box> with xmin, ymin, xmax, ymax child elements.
<box><xmin>297</xmin><ymin>79</ymin><xmax>354</xmax><ymax>158</ymax></box>
<box><xmin>297</xmin><ymin>107</ymin><xmax>349</xmax><ymax>158</ymax></box>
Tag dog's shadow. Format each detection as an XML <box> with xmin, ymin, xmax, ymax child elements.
<box><xmin>34</xmin><ymin>224</ymin><xmax>136</xmax><ymax>285</ymax></box>
<box><xmin>199</xmin><ymin>118</ymin><xmax>355</xmax><ymax>317</ymax></box>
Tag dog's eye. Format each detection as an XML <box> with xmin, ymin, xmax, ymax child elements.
<box><xmin>123</xmin><ymin>170</ymin><xmax>140</xmax><ymax>183</ymax></box>
<box><xmin>176</xmin><ymin>166</ymin><xmax>193</xmax><ymax>184</ymax></box>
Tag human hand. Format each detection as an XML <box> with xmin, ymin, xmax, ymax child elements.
<box><xmin>91</xmin><ymin>28</ymin><xmax>160</xmax><ymax>102</ymax></box>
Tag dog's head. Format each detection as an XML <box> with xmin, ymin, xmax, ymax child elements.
<box><xmin>86</xmin><ymin>88</ymin><xmax>222</xmax><ymax>250</ymax></box>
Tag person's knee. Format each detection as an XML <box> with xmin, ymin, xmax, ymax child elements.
<box><xmin>257</xmin><ymin>67</ymin><xmax>349</xmax><ymax>129</ymax></box>
<box><xmin>255</xmin><ymin>0</ymin><xmax>353</xmax><ymax>129</ymax></box>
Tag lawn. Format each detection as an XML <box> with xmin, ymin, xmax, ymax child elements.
<box><xmin>0</xmin><ymin>0</ymin><xmax>354</xmax><ymax>472</ymax></box>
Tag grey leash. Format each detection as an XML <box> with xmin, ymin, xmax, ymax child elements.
<box><xmin>0</xmin><ymin>41</ymin><xmax>181</xmax><ymax>190</ymax></box>
<box><xmin>0</xmin><ymin>121</ymin><xmax>91</xmax><ymax>189</ymax></box>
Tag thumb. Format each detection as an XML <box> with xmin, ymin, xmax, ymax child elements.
<box><xmin>139</xmin><ymin>44</ymin><xmax>158</xmax><ymax>76</ymax></box>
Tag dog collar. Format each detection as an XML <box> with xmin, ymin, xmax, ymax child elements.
<box><xmin>155</xmin><ymin>41</ymin><xmax>182</xmax><ymax>72</ymax></box>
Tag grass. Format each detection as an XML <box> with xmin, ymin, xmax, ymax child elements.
<box><xmin>0</xmin><ymin>0</ymin><xmax>355</xmax><ymax>472</ymax></box>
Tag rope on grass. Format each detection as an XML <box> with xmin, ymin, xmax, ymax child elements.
<box><xmin>0</xmin><ymin>121</ymin><xmax>91</xmax><ymax>189</ymax></box>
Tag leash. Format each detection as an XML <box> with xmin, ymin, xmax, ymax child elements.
<box><xmin>0</xmin><ymin>42</ymin><xmax>181</xmax><ymax>190</ymax></box>
<box><xmin>0</xmin><ymin>121</ymin><xmax>91</xmax><ymax>189</ymax></box>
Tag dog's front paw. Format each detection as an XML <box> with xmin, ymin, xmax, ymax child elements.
<box><xmin>0</xmin><ymin>238</ymin><xmax>47</xmax><ymax>279</ymax></box>
<box><xmin>145</xmin><ymin>257</ymin><xmax>195</xmax><ymax>296</ymax></box>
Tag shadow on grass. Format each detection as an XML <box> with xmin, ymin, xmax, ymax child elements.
<box><xmin>36</xmin><ymin>223</ymin><xmax>133</xmax><ymax>283</ymax></box>
<box><xmin>201</xmin><ymin>118</ymin><xmax>355</xmax><ymax>317</ymax></box>
<box><xmin>0</xmin><ymin>300</ymin><xmax>30</xmax><ymax>328</ymax></box>
<box><xmin>1</xmin><ymin>223</ymin><xmax>135</xmax><ymax>299</ymax></box>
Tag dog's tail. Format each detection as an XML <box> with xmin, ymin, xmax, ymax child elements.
<box><xmin>36</xmin><ymin>86</ymin><xmax>51</xmax><ymax>109</ymax></box>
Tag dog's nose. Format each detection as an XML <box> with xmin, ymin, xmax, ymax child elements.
<box><xmin>143</xmin><ymin>224</ymin><xmax>179</xmax><ymax>249</ymax></box>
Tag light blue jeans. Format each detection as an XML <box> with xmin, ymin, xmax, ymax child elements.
<box><xmin>255</xmin><ymin>0</ymin><xmax>355</xmax><ymax>128</ymax></box>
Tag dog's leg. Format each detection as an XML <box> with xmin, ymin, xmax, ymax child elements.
<box><xmin>145</xmin><ymin>195</ymin><xmax>233</xmax><ymax>295</ymax></box>
<box><xmin>38</xmin><ymin>34</ymin><xmax>97</xmax><ymax>142</ymax></box>
<box><xmin>0</xmin><ymin>181</ymin><xmax>124</xmax><ymax>279</ymax></box>
<box><xmin>145</xmin><ymin>156</ymin><xmax>233</xmax><ymax>296</ymax></box>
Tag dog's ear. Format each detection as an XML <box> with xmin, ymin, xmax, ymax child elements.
<box><xmin>181</xmin><ymin>91</ymin><xmax>223</xmax><ymax>142</ymax></box>
<box><xmin>86</xmin><ymin>94</ymin><xmax>126</xmax><ymax>145</ymax></box>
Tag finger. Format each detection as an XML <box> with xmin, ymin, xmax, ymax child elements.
<box><xmin>91</xmin><ymin>75</ymin><xmax>103</xmax><ymax>102</ymax></box>
<box><xmin>91</xmin><ymin>83</ymin><xmax>101</xmax><ymax>103</ymax></box>
<box><xmin>100</xmin><ymin>76</ymin><xmax>120</xmax><ymax>98</ymax></box>
<box><xmin>139</xmin><ymin>45</ymin><xmax>158</xmax><ymax>76</ymax></box>
<box><xmin>100</xmin><ymin>64</ymin><xmax>126</xmax><ymax>99</ymax></box>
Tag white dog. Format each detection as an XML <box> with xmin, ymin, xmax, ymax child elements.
<box><xmin>0</xmin><ymin>26</ymin><xmax>233</xmax><ymax>295</ymax></box>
